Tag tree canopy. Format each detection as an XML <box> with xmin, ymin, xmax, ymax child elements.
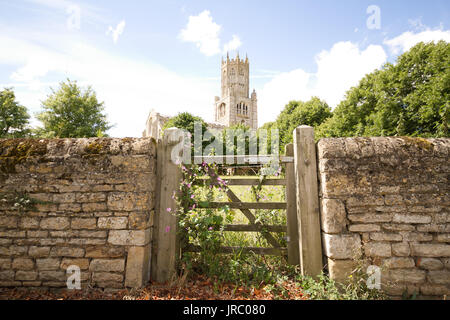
<box><xmin>36</xmin><ymin>79</ymin><xmax>112</xmax><ymax>138</ymax></box>
<box><xmin>260</xmin><ymin>97</ymin><xmax>332</xmax><ymax>150</ymax></box>
<box><xmin>162</xmin><ymin>111</ymin><xmax>207</xmax><ymax>137</ymax></box>
<box><xmin>0</xmin><ymin>88</ymin><xmax>31</xmax><ymax>138</ymax></box>
<box><xmin>317</xmin><ymin>41</ymin><xmax>449</xmax><ymax>138</ymax></box>
<box><xmin>276</xmin><ymin>97</ymin><xmax>332</xmax><ymax>146</ymax></box>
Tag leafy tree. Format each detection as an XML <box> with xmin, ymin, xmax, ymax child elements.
<box><xmin>317</xmin><ymin>41</ymin><xmax>450</xmax><ymax>138</ymax></box>
<box><xmin>261</xmin><ymin>97</ymin><xmax>332</xmax><ymax>150</ymax></box>
<box><xmin>276</xmin><ymin>97</ymin><xmax>332</xmax><ymax>146</ymax></box>
<box><xmin>162</xmin><ymin>111</ymin><xmax>207</xmax><ymax>137</ymax></box>
<box><xmin>0</xmin><ymin>88</ymin><xmax>31</xmax><ymax>138</ymax></box>
<box><xmin>162</xmin><ymin>112</ymin><xmax>209</xmax><ymax>156</ymax></box>
<box><xmin>36</xmin><ymin>79</ymin><xmax>112</xmax><ymax>138</ymax></box>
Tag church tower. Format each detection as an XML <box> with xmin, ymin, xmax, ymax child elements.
<box><xmin>214</xmin><ymin>53</ymin><xmax>258</xmax><ymax>129</ymax></box>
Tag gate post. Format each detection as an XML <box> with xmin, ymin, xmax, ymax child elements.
<box><xmin>151</xmin><ymin>128</ymin><xmax>183</xmax><ymax>283</ymax></box>
<box><xmin>285</xmin><ymin>143</ymin><xmax>300</xmax><ymax>265</ymax></box>
<box><xmin>293</xmin><ymin>126</ymin><xmax>323</xmax><ymax>277</ymax></box>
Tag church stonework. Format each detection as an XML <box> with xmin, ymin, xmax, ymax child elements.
<box><xmin>214</xmin><ymin>53</ymin><xmax>258</xmax><ymax>129</ymax></box>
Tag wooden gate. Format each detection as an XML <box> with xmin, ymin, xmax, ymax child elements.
<box><xmin>184</xmin><ymin>152</ymin><xmax>296</xmax><ymax>260</ymax></box>
<box><xmin>151</xmin><ymin>126</ymin><xmax>323</xmax><ymax>282</ymax></box>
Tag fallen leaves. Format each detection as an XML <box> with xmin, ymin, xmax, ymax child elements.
<box><xmin>0</xmin><ymin>274</ymin><xmax>309</xmax><ymax>300</ymax></box>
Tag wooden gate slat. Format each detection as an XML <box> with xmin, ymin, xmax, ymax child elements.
<box><xmin>223</xmin><ymin>224</ymin><xmax>287</xmax><ymax>232</ymax></box>
<box><xmin>224</xmin><ymin>188</ymin><xmax>284</xmax><ymax>249</ymax></box>
<box><xmin>185</xmin><ymin>245</ymin><xmax>287</xmax><ymax>256</ymax></box>
<box><xmin>193</xmin><ymin>155</ymin><xmax>294</xmax><ymax>163</ymax></box>
<box><xmin>194</xmin><ymin>178</ymin><xmax>286</xmax><ymax>186</ymax></box>
<box><xmin>201</xmin><ymin>202</ymin><xmax>286</xmax><ymax>210</ymax></box>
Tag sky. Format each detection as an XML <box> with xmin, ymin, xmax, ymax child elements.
<box><xmin>0</xmin><ymin>0</ymin><xmax>449</xmax><ymax>137</ymax></box>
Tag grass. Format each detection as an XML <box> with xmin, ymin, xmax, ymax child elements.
<box><xmin>193</xmin><ymin>175</ymin><xmax>287</xmax><ymax>248</ymax></box>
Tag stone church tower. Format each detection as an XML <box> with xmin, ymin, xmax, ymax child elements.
<box><xmin>214</xmin><ymin>53</ymin><xmax>258</xmax><ymax>129</ymax></box>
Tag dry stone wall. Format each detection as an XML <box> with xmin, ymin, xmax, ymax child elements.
<box><xmin>318</xmin><ymin>137</ymin><xmax>450</xmax><ymax>298</ymax></box>
<box><xmin>0</xmin><ymin>137</ymin><xmax>156</xmax><ymax>290</ymax></box>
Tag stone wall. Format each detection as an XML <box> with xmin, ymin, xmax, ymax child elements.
<box><xmin>0</xmin><ymin>137</ymin><xmax>156</xmax><ymax>290</ymax></box>
<box><xmin>318</xmin><ymin>137</ymin><xmax>450</xmax><ymax>298</ymax></box>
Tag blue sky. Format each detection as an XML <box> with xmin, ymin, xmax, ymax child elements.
<box><xmin>0</xmin><ymin>0</ymin><xmax>449</xmax><ymax>137</ymax></box>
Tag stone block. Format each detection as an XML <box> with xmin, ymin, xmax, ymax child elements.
<box><xmin>388</xmin><ymin>269</ymin><xmax>426</xmax><ymax>284</ymax></box>
<box><xmin>417</xmin><ymin>258</ymin><xmax>444</xmax><ymax>270</ymax></box>
<box><xmin>427</xmin><ymin>270</ymin><xmax>450</xmax><ymax>285</ymax></box>
<box><xmin>348</xmin><ymin>213</ymin><xmax>392</xmax><ymax>223</ymax></box>
<box><xmin>392</xmin><ymin>243</ymin><xmax>410</xmax><ymax>257</ymax></box>
<box><xmin>60</xmin><ymin>258</ymin><xmax>90</xmax><ymax>270</ymax></box>
<box><xmin>97</xmin><ymin>217</ymin><xmax>128</xmax><ymax>230</ymax></box>
<box><xmin>108</xmin><ymin>229</ymin><xmax>151</xmax><ymax>246</ymax></box>
<box><xmin>0</xmin><ymin>216</ymin><xmax>18</xmax><ymax>228</ymax></box>
<box><xmin>36</xmin><ymin>258</ymin><xmax>61</xmax><ymax>270</ymax></box>
<box><xmin>349</xmin><ymin>224</ymin><xmax>380</xmax><ymax>232</ymax></box>
<box><xmin>420</xmin><ymin>284</ymin><xmax>450</xmax><ymax>296</ymax></box>
<box><xmin>53</xmin><ymin>193</ymin><xmax>76</xmax><ymax>203</ymax></box>
<box><xmin>107</xmin><ymin>192</ymin><xmax>149</xmax><ymax>211</ymax></box>
<box><xmin>15</xmin><ymin>271</ymin><xmax>38</xmax><ymax>281</ymax></box>
<box><xmin>364</xmin><ymin>242</ymin><xmax>391</xmax><ymax>258</ymax></box>
<box><xmin>50</xmin><ymin>247</ymin><xmax>85</xmax><ymax>257</ymax></box>
<box><xmin>19</xmin><ymin>217</ymin><xmax>40</xmax><ymax>229</ymax></box>
<box><xmin>93</xmin><ymin>272</ymin><xmax>123</xmax><ymax>283</ymax></box>
<box><xmin>436</xmin><ymin>234</ymin><xmax>450</xmax><ymax>242</ymax></box>
<box><xmin>40</xmin><ymin>217</ymin><xmax>70</xmax><ymax>230</ymax></box>
<box><xmin>28</xmin><ymin>246</ymin><xmax>50</xmax><ymax>258</ymax></box>
<box><xmin>0</xmin><ymin>259</ymin><xmax>11</xmax><ymax>270</ymax></box>
<box><xmin>128</xmin><ymin>213</ymin><xmax>149</xmax><ymax>230</ymax></box>
<box><xmin>90</xmin><ymin>259</ymin><xmax>125</xmax><ymax>272</ymax></box>
<box><xmin>39</xmin><ymin>271</ymin><xmax>66</xmax><ymax>282</ymax></box>
<box><xmin>411</xmin><ymin>244</ymin><xmax>450</xmax><ymax>257</ymax></box>
<box><xmin>85</xmin><ymin>246</ymin><xmax>124</xmax><ymax>258</ymax></box>
<box><xmin>393</xmin><ymin>214</ymin><xmax>431</xmax><ymax>224</ymax></box>
<box><xmin>322</xmin><ymin>234</ymin><xmax>361</xmax><ymax>259</ymax></box>
<box><xmin>327</xmin><ymin>259</ymin><xmax>355</xmax><ymax>283</ymax></box>
<box><xmin>12</xmin><ymin>258</ymin><xmax>34</xmax><ymax>270</ymax></box>
<box><xmin>382</xmin><ymin>257</ymin><xmax>415</xmax><ymax>269</ymax></box>
<box><xmin>320</xmin><ymin>199</ymin><xmax>347</xmax><ymax>234</ymax></box>
<box><xmin>75</xmin><ymin>193</ymin><xmax>106</xmax><ymax>203</ymax></box>
<box><xmin>402</xmin><ymin>232</ymin><xmax>433</xmax><ymax>242</ymax></box>
<box><xmin>0</xmin><ymin>271</ymin><xmax>15</xmax><ymax>281</ymax></box>
<box><xmin>125</xmin><ymin>245</ymin><xmax>150</xmax><ymax>288</ymax></box>
<box><xmin>82</xmin><ymin>202</ymin><xmax>107</xmax><ymax>212</ymax></box>
<box><xmin>370</xmin><ymin>232</ymin><xmax>402</xmax><ymax>241</ymax></box>
<box><xmin>71</xmin><ymin>218</ymin><xmax>97</xmax><ymax>230</ymax></box>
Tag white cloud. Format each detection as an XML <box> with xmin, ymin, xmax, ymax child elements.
<box><xmin>0</xmin><ymin>31</ymin><xmax>218</xmax><ymax>137</ymax></box>
<box><xmin>258</xmin><ymin>41</ymin><xmax>387</xmax><ymax>125</ymax></box>
<box><xmin>179</xmin><ymin>10</ymin><xmax>221</xmax><ymax>56</ymax></box>
<box><xmin>384</xmin><ymin>28</ymin><xmax>450</xmax><ymax>54</ymax></box>
<box><xmin>179</xmin><ymin>10</ymin><xmax>242</xmax><ymax>56</ymax></box>
<box><xmin>258</xmin><ymin>69</ymin><xmax>312</xmax><ymax>121</ymax></box>
<box><xmin>223</xmin><ymin>35</ymin><xmax>242</xmax><ymax>53</ymax></box>
<box><xmin>314</xmin><ymin>42</ymin><xmax>387</xmax><ymax>107</ymax></box>
<box><xmin>107</xmin><ymin>20</ymin><xmax>126</xmax><ymax>44</ymax></box>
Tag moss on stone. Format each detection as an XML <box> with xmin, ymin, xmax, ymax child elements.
<box><xmin>0</xmin><ymin>139</ymin><xmax>48</xmax><ymax>173</ymax></box>
<box><xmin>84</xmin><ymin>139</ymin><xmax>111</xmax><ymax>155</ymax></box>
<box><xmin>399</xmin><ymin>136</ymin><xmax>434</xmax><ymax>151</ymax></box>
